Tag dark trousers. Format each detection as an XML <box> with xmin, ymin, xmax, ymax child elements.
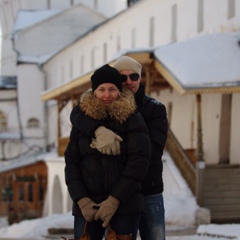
<box><xmin>74</xmin><ymin>213</ymin><xmax>140</xmax><ymax>240</ymax></box>
<box><xmin>139</xmin><ymin>194</ymin><xmax>165</xmax><ymax>240</ymax></box>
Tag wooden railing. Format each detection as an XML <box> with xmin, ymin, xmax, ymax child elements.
<box><xmin>58</xmin><ymin>137</ymin><xmax>69</xmax><ymax>156</ymax></box>
<box><xmin>165</xmin><ymin>129</ymin><xmax>196</xmax><ymax>195</ymax></box>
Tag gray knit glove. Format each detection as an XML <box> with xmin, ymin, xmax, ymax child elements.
<box><xmin>77</xmin><ymin>197</ymin><xmax>98</xmax><ymax>222</ymax></box>
<box><xmin>94</xmin><ymin>196</ymin><xmax>120</xmax><ymax>228</ymax></box>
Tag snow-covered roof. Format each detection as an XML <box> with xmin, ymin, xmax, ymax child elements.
<box><xmin>154</xmin><ymin>31</ymin><xmax>240</xmax><ymax>94</ymax></box>
<box><xmin>12</xmin><ymin>4</ymin><xmax>107</xmax><ymax>65</ymax></box>
<box><xmin>13</xmin><ymin>9</ymin><xmax>61</xmax><ymax>32</ymax></box>
<box><xmin>0</xmin><ymin>132</ymin><xmax>20</xmax><ymax>140</ymax></box>
<box><xmin>41</xmin><ymin>31</ymin><xmax>240</xmax><ymax>100</ymax></box>
<box><xmin>0</xmin><ymin>151</ymin><xmax>58</xmax><ymax>173</ymax></box>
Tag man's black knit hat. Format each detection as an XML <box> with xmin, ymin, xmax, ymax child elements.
<box><xmin>91</xmin><ymin>64</ymin><xmax>122</xmax><ymax>93</ymax></box>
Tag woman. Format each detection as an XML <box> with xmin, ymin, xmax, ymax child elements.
<box><xmin>64</xmin><ymin>64</ymin><xmax>151</xmax><ymax>240</ymax></box>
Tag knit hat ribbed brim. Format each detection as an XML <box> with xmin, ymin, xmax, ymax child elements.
<box><xmin>91</xmin><ymin>64</ymin><xmax>122</xmax><ymax>92</ymax></box>
<box><xmin>113</xmin><ymin>56</ymin><xmax>142</xmax><ymax>75</ymax></box>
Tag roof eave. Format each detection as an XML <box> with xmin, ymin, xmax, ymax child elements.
<box><xmin>154</xmin><ymin>60</ymin><xmax>240</xmax><ymax>95</ymax></box>
<box><xmin>41</xmin><ymin>50</ymin><xmax>155</xmax><ymax>101</ymax></box>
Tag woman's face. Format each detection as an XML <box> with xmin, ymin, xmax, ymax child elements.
<box><xmin>94</xmin><ymin>83</ymin><xmax>120</xmax><ymax>105</ymax></box>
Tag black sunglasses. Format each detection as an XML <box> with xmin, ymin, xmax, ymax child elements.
<box><xmin>121</xmin><ymin>73</ymin><xmax>140</xmax><ymax>82</ymax></box>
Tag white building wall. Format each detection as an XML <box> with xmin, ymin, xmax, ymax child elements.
<box><xmin>45</xmin><ymin>0</ymin><xmax>240</xmax><ymax>88</ymax></box>
<box><xmin>60</xmin><ymin>101</ymin><xmax>72</xmax><ymax>138</ymax></box>
<box><xmin>0</xmin><ymin>0</ymin><xmax>126</xmax><ymax>74</ymax></box>
<box><xmin>230</xmin><ymin>93</ymin><xmax>240</xmax><ymax>164</ymax></box>
<box><xmin>46</xmin><ymin>100</ymin><xmax>58</xmax><ymax>148</ymax></box>
<box><xmin>1</xmin><ymin>0</ymin><xmax>127</xmax><ymax>160</ymax></box>
<box><xmin>17</xmin><ymin>64</ymin><xmax>46</xmax><ymax>148</ymax></box>
<box><xmin>96</xmin><ymin>0</ymin><xmax>126</xmax><ymax>17</ymax></box>
<box><xmin>0</xmin><ymin>90</ymin><xmax>18</xmax><ymax>131</ymax></box>
<box><xmin>0</xmin><ymin>90</ymin><xmax>20</xmax><ymax>160</ymax></box>
<box><xmin>44</xmin><ymin>158</ymin><xmax>66</xmax><ymax>216</ymax></box>
<box><xmin>42</xmin><ymin>0</ymin><xmax>240</xmax><ymax>166</ymax></box>
<box><xmin>0</xmin><ymin>0</ymin><xmax>18</xmax><ymax>75</ymax></box>
<box><xmin>168</xmin><ymin>92</ymin><xmax>197</xmax><ymax>149</ymax></box>
<box><xmin>156</xmin><ymin>90</ymin><xmax>239</xmax><ymax>165</ymax></box>
<box><xmin>159</xmin><ymin>90</ymin><xmax>225</xmax><ymax>165</ymax></box>
<box><xmin>1</xmin><ymin>1</ymin><xmax>240</xmax><ymax>217</ymax></box>
<box><xmin>76</xmin><ymin>0</ymin><xmax>126</xmax><ymax>17</ymax></box>
<box><xmin>201</xmin><ymin>94</ymin><xmax>222</xmax><ymax>164</ymax></box>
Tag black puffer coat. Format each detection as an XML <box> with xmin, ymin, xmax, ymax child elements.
<box><xmin>135</xmin><ymin>84</ymin><xmax>168</xmax><ymax>196</ymax></box>
<box><xmin>64</xmin><ymin>88</ymin><xmax>151</xmax><ymax>216</ymax></box>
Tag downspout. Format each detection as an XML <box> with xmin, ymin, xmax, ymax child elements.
<box><xmin>38</xmin><ymin>64</ymin><xmax>49</xmax><ymax>152</ymax></box>
<box><xmin>11</xmin><ymin>33</ymin><xmax>24</xmax><ymax>141</ymax></box>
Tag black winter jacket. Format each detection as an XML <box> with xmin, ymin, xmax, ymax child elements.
<box><xmin>64</xmin><ymin>88</ymin><xmax>151</xmax><ymax>216</ymax></box>
<box><xmin>135</xmin><ymin>84</ymin><xmax>168</xmax><ymax>195</ymax></box>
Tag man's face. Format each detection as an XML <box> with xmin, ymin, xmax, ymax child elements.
<box><xmin>119</xmin><ymin>70</ymin><xmax>140</xmax><ymax>94</ymax></box>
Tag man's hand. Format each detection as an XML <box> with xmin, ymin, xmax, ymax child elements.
<box><xmin>94</xmin><ymin>196</ymin><xmax>120</xmax><ymax>228</ymax></box>
<box><xmin>90</xmin><ymin>126</ymin><xmax>123</xmax><ymax>155</ymax></box>
<box><xmin>77</xmin><ymin>197</ymin><xmax>98</xmax><ymax>222</ymax></box>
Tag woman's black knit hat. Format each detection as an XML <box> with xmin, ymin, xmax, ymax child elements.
<box><xmin>91</xmin><ymin>64</ymin><xmax>122</xmax><ymax>93</ymax></box>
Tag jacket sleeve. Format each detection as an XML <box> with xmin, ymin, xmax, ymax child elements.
<box><xmin>110</xmin><ymin>112</ymin><xmax>151</xmax><ymax>203</ymax></box>
<box><xmin>148</xmin><ymin>100</ymin><xmax>168</xmax><ymax>163</ymax></box>
<box><xmin>64</xmin><ymin>126</ymin><xmax>88</xmax><ymax>203</ymax></box>
<box><xmin>70</xmin><ymin>104</ymin><xmax>103</xmax><ymax>137</ymax></box>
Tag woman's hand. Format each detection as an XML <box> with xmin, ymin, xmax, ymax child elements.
<box><xmin>77</xmin><ymin>197</ymin><xmax>98</xmax><ymax>222</ymax></box>
<box><xmin>90</xmin><ymin>126</ymin><xmax>123</xmax><ymax>155</ymax></box>
<box><xmin>94</xmin><ymin>196</ymin><xmax>119</xmax><ymax>227</ymax></box>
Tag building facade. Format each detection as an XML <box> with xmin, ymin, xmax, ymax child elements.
<box><xmin>1</xmin><ymin>0</ymin><xmax>240</xmax><ymax>223</ymax></box>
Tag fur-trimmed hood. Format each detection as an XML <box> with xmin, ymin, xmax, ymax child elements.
<box><xmin>79</xmin><ymin>87</ymin><xmax>136</xmax><ymax>123</ymax></box>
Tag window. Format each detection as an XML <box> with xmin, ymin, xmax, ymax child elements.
<box><xmin>47</xmin><ymin>0</ymin><xmax>51</xmax><ymax>9</ymax></box>
<box><xmin>128</xmin><ymin>0</ymin><xmax>140</xmax><ymax>7</ymax></box>
<box><xmin>103</xmin><ymin>43</ymin><xmax>107</xmax><ymax>63</ymax></box>
<box><xmin>39</xmin><ymin>176</ymin><xmax>46</xmax><ymax>201</ymax></box>
<box><xmin>8</xmin><ymin>176</ymin><xmax>13</xmax><ymax>202</ymax></box>
<box><xmin>27</xmin><ymin>118</ymin><xmax>39</xmax><ymax>128</ymax></box>
<box><xmin>94</xmin><ymin>0</ymin><xmax>98</xmax><ymax>9</ymax></box>
<box><xmin>28</xmin><ymin>184</ymin><xmax>33</xmax><ymax>202</ymax></box>
<box><xmin>149</xmin><ymin>16</ymin><xmax>155</xmax><ymax>47</ymax></box>
<box><xmin>18</xmin><ymin>185</ymin><xmax>24</xmax><ymax>201</ymax></box>
<box><xmin>39</xmin><ymin>184</ymin><xmax>44</xmax><ymax>201</ymax></box>
<box><xmin>171</xmin><ymin>4</ymin><xmax>177</xmax><ymax>42</ymax></box>
<box><xmin>0</xmin><ymin>111</ymin><xmax>7</xmax><ymax>132</ymax></box>
<box><xmin>61</xmin><ymin>65</ymin><xmax>65</xmax><ymax>84</ymax></box>
<box><xmin>228</xmin><ymin>0</ymin><xmax>235</xmax><ymax>19</ymax></box>
<box><xmin>2</xmin><ymin>177</ymin><xmax>6</xmax><ymax>201</ymax></box>
<box><xmin>131</xmin><ymin>28</ymin><xmax>136</xmax><ymax>48</ymax></box>
<box><xmin>197</xmin><ymin>0</ymin><xmax>204</xmax><ymax>32</ymax></box>
<box><xmin>117</xmin><ymin>36</ymin><xmax>121</xmax><ymax>52</ymax></box>
<box><xmin>80</xmin><ymin>55</ymin><xmax>84</xmax><ymax>74</ymax></box>
<box><xmin>69</xmin><ymin>59</ymin><xmax>73</xmax><ymax>79</ymax></box>
<box><xmin>91</xmin><ymin>48</ymin><xmax>95</xmax><ymax>69</ymax></box>
<box><xmin>1</xmin><ymin>176</ymin><xmax>13</xmax><ymax>202</ymax></box>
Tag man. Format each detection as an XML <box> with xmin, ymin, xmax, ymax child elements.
<box><xmin>113</xmin><ymin>56</ymin><xmax>168</xmax><ymax>240</ymax></box>
<box><xmin>86</xmin><ymin>56</ymin><xmax>168</xmax><ymax>239</ymax></box>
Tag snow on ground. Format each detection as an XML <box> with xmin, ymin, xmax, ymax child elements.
<box><xmin>0</xmin><ymin>153</ymin><xmax>239</xmax><ymax>239</ymax></box>
<box><xmin>0</xmin><ymin>213</ymin><xmax>74</xmax><ymax>239</ymax></box>
<box><xmin>197</xmin><ymin>224</ymin><xmax>240</xmax><ymax>239</ymax></box>
<box><xmin>0</xmin><ymin>213</ymin><xmax>240</xmax><ymax>239</ymax></box>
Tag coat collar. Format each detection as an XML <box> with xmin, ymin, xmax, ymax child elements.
<box><xmin>135</xmin><ymin>83</ymin><xmax>145</xmax><ymax>110</ymax></box>
<box><xmin>79</xmin><ymin>87</ymin><xmax>136</xmax><ymax>124</ymax></box>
